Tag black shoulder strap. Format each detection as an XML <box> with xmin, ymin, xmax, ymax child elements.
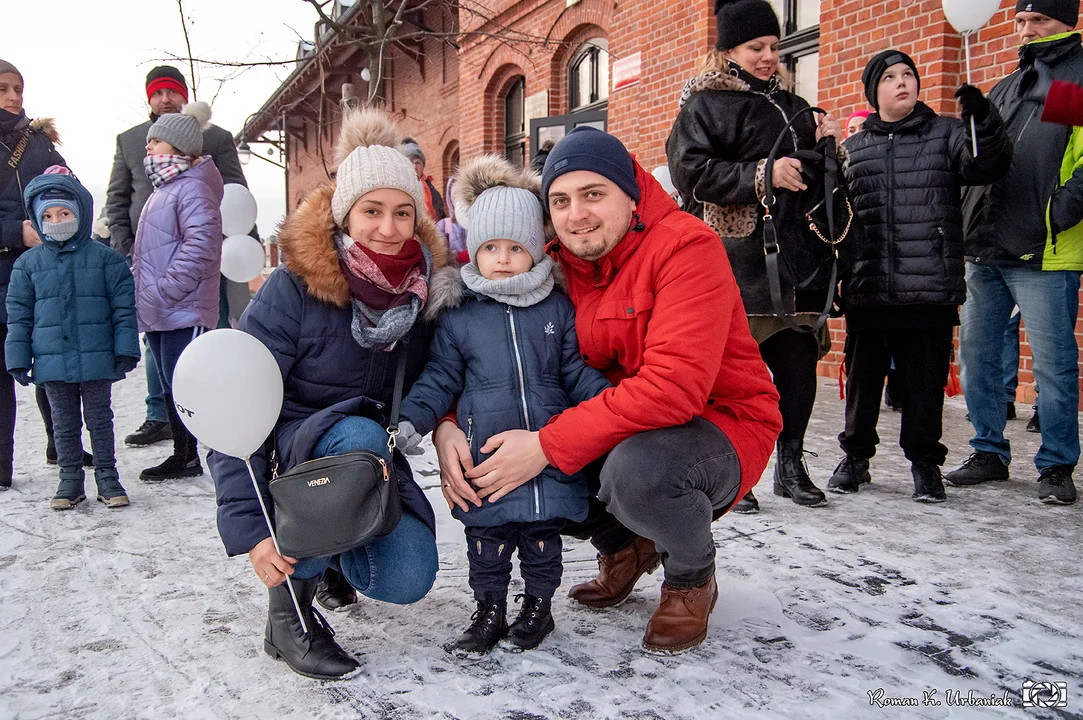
<box><xmin>0</xmin><ymin>127</ymin><xmax>33</xmax><ymax>195</ymax></box>
<box><xmin>386</xmin><ymin>348</ymin><xmax>409</xmax><ymax>449</ymax></box>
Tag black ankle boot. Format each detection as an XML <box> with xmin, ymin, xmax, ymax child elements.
<box><xmin>911</xmin><ymin>461</ymin><xmax>946</xmax><ymax>503</ymax></box>
<box><xmin>731</xmin><ymin>490</ymin><xmax>759</xmax><ymax>514</ymax></box>
<box><xmin>827</xmin><ymin>455</ymin><xmax>871</xmax><ymax>494</ymax></box>
<box><xmin>140</xmin><ymin>396</ymin><xmax>203</xmax><ymax>482</ymax></box>
<box><xmin>264</xmin><ymin>576</ymin><xmax>360</xmax><ymax>680</ymax></box>
<box><xmin>449</xmin><ymin>596</ymin><xmax>507</xmax><ymax>657</ymax></box>
<box><xmin>316</xmin><ymin>568</ymin><xmax>358</xmax><ymax>611</ymax></box>
<box><xmin>502</xmin><ymin>594</ymin><xmax>555</xmax><ymax>652</ymax></box>
<box><xmin>772</xmin><ymin>439</ymin><xmax>827</xmax><ymax>507</ymax></box>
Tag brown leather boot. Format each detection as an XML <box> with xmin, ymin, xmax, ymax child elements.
<box><xmin>568</xmin><ymin>536</ymin><xmax>661</xmax><ymax>608</ymax></box>
<box><xmin>642</xmin><ymin>575</ymin><xmax>718</xmax><ymax>654</ymax></box>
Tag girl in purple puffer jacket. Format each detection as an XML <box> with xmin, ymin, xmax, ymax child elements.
<box><xmin>132</xmin><ymin>101</ymin><xmax>224</xmax><ymax>483</ymax></box>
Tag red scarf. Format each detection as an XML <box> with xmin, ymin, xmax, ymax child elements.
<box><xmin>338</xmin><ymin>238</ymin><xmax>427</xmax><ymax>312</ymax></box>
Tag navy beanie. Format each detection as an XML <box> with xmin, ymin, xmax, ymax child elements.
<box><xmin>541</xmin><ymin>127</ymin><xmax>640</xmax><ymax>204</ymax></box>
<box><xmin>861</xmin><ymin>50</ymin><xmax>921</xmax><ymax>110</ymax></box>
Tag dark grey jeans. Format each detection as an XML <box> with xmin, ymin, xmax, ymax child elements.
<box><xmin>42</xmin><ymin>380</ymin><xmax>115</xmax><ymax>472</ymax></box>
<box><xmin>565</xmin><ymin>417</ymin><xmax>742</xmax><ymax>588</ymax></box>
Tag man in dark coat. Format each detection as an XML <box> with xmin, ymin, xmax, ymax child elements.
<box><xmin>104</xmin><ymin>66</ymin><xmax>251</xmax><ymax>448</ymax></box>
<box><xmin>950</xmin><ymin>1</ymin><xmax>1083</xmax><ymax>505</ymax></box>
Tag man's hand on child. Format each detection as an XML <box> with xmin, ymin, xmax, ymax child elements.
<box><xmin>115</xmin><ymin>356</ymin><xmax>139</xmax><ymax>375</ymax></box>
<box><xmin>10</xmin><ymin>369</ymin><xmax>30</xmax><ymax>387</ymax></box>
<box><xmin>396</xmin><ymin>420</ymin><xmax>425</xmax><ymax>456</ymax></box>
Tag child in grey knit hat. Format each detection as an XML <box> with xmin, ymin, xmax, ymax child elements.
<box><xmin>396</xmin><ymin>155</ymin><xmax>611</xmax><ymax>658</ymax></box>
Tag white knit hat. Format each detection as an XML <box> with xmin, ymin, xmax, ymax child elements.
<box><xmin>330</xmin><ymin>109</ymin><xmax>427</xmax><ymax>228</ymax></box>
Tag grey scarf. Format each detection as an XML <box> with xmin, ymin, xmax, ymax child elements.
<box><xmin>460</xmin><ymin>256</ymin><xmax>556</xmax><ymax>308</ymax></box>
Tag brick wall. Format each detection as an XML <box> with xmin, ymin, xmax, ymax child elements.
<box><xmin>818</xmin><ymin>1</ymin><xmax>1083</xmax><ymax>407</ymax></box>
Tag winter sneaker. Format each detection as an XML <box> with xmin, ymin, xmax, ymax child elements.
<box><xmin>944</xmin><ymin>451</ymin><xmax>1009</xmax><ymax>486</ymax></box>
<box><xmin>827</xmin><ymin>455</ymin><xmax>872</xmax><ymax>494</ymax></box>
<box><xmin>772</xmin><ymin>439</ymin><xmax>827</xmax><ymax>507</ymax></box>
<box><xmin>1038</xmin><ymin>465</ymin><xmax>1077</xmax><ymax>505</ymax></box>
<box><xmin>50</xmin><ymin>471</ymin><xmax>86</xmax><ymax>511</ymax></box>
<box><xmin>95</xmin><ymin>468</ymin><xmax>129</xmax><ymax>508</ymax></box>
<box><xmin>1026</xmin><ymin>407</ymin><xmax>1040</xmax><ymax>434</ymax></box>
<box><xmin>911</xmin><ymin>462</ymin><xmax>946</xmax><ymax>503</ymax></box>
<box><xmin>731</xmin><ymin>489</ymin><xmax>759</xmax><ymax>514</ymax></box>
<box><xmin>315</xmin><ymin>568</ymin><xmax>358</xmax><ymax>611</ymax></box>
<box><xmin>124</xmin><ymin>419</ymin><xmax>172</xmax><ymax>447</ymax></box>
<box><xmin>448</xmin><ymin>596</ymin><xmax>507</xmax><ymax>657</ymax></box>
<box><xmin>44</xmin><ymin>441</ymin><xmax>93</xmax><ymax>467</ymax></box>
<box><xmin>139</xmin><ymin>455</ymin><xmax>203</xmax><ymax>483</ymax></box>
<box><xmin>501</xmin><ymin>594</ymin><xmax>555</xmax><ymax>652</ymax></box>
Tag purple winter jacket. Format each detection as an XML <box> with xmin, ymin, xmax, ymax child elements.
<box><xmin>133</xmin><ymin>157</ymin><xmax>224</xmax><ymax>332</ymax></box>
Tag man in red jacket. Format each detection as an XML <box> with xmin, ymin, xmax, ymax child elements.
<box><xmin>434</xmin><ymin>127</ymin><xmax>782</xmax><ymax>654</ymax></box>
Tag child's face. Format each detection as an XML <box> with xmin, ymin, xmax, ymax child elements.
<box><xmin>146</xmin><ymin>139</ymin><xmax>179</xmax><ymax>156</ymax></box>
<box><xmin>40</xmin><ymin>206</ymin><xmax>75</xmax><ymax>224</ymax></box>
<box><xmin>877</xmin><ymin>64</ymin><xmax>919</xmax><ymax>122</ymax></box>
<box><xmin>0</xmin><ymin>73</ymin><xmax>22</xmax><ymax>115</ymax></box>
<box><xmin>476</xmin><ymin>238</ymin><xmax>534</xmax><ymax>280</ymax></box>
<box><xmin>346</xmin><ymin>188</ymin><xmax>417</xmax><ymax>255</ymax></box>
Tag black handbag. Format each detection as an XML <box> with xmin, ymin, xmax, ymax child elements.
<box><xmin>268</xmin><ymin>351</ymin><xmax>407</xmax><ymax>559</ymax></box>
<box><xmin>761</xmin><ymin>105</ymin><xmax>853</xmax><ymax>331</ymax></box>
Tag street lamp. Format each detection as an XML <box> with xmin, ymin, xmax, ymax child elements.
<box><xmin>237</xmin><ymin>137</ymin><xmax>253</xmax><ymax>165</ymax></box>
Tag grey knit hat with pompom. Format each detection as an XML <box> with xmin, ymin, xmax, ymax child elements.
<box><xmin>147</xmin><ymin>101</ymin><xmax>212</xmax><ymax>157</ymax></box>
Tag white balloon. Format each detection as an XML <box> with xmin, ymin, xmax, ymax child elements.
<box><xmin>172</xmin><ymin>329</ymin><xmax>283</xmax><ymax>459</ymax></box>
<box><xmin>220</xmin><ymin>183</ymin><xmax>259</xmax><ymax>237</ymax></box>
<box><xmin>220</xmin><ymin>235</ymin><xmax>266</xmax><ymax>283</ymax></box>
<box><xmin>651</xmin><ymin>165</ymin><xmax>676</xmax><ymax>195</ymax></box>
<box><xmin>942</xmin><ymin>0</ymin><xmax>1000</xmax><ymax>33</ymax></box>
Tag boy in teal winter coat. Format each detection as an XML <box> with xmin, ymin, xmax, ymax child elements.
<box><xmin>6</xmin><ymin>167</ymin><xmax>139</xmax><ymax>508</ymax></box>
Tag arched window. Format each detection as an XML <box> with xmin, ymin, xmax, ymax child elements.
<box><xmin>504</xmin><ymin>76</ymin><xmax>526</xmax><ymax>167</ymax></box>
<box><xmin>568</xmin><ymin>40</ymin><xmax>609</xmax><ymax>112</ymax></box>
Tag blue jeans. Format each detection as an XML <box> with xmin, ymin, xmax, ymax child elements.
<box><xmin>143</xmin><ymin>336</ymin><xmax>167</xmax><ymax>423</ymax></box>
<box><xmin>959</xmin><ymin>263</ymin><xmax>1081</xmax><ymax>470</ymax></box>
<box><xmin>289</xmin><ymin>416</ymin><xmax>438</xmax><ymax>605</ymax></box>
<box><xmin>1002</xmin><ymin>311</ymin><xmax>1021</xmax><ymax>405</ymax></box>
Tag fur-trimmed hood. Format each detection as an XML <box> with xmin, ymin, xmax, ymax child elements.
<box><xmin>276</xmin><ymin>182</ymin><xmax>453</xmax><ymax>309</ymax></box>
<box><xmin>30</xmin><ymin>117</ymin><xmax>60</xmax><ymax>145</ymax></box>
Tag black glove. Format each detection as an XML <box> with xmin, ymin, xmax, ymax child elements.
<box><xmin>955</xmin><ymin>84</ymin><xmax>990</xmax><ymax>123</ymax></box>
<box><xmin>115</xmin><ymin>356</ymin><xmax>139</xmax><ymax>374</ymax></box>
<box><xmin>10</xmin><ymin>369</ymin><xmax>30</xmax><ymax>387</ymax></box>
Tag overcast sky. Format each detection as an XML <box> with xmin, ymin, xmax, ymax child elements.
<box><xmin>5</xmin><ymin>0</ymin><xmax>327</xmax><ymax>239</ymax></box>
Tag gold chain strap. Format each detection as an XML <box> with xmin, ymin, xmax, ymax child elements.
<box><xmin>806</xmin><ymin>197</ymin><xmax>853</xmax><ymax>246</ymax></box>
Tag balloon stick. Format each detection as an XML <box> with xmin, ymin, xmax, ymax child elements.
<box><xmin>244</xmin><ymin>456</ymin><xmax>308</xmax><ymax>636</ymax></box>
<box><xmin>964</xmin><ymin>30</ymin><xmax>979</xmax><ymax>157</ymax></box>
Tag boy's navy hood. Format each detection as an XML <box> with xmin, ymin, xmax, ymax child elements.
<box><xmin>23</xmin><ymin>173</ymin><xmax>94</xmax><ymax>246</ymax></box>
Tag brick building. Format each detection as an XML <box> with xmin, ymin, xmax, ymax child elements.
<box><xmin>240</xmin><ymin>0</ymin><xmax>1083</xmax><ymax>405</ymax></box>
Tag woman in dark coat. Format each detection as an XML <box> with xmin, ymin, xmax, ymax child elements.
<box><xmin>207</xmin><ymin>109</ymin><xmax>455</xmax><ymax>680</ymax></box>
<box><xmin>666</xmin><ymin>0</ymin><xmax>841</xmax><ymax>511</ymax></box>
<box><xmin>0</xmin><ymin>60</ymin><xmax>69</xmax><ymax>490</ymax></box>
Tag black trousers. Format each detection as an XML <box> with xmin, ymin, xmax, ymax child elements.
<box><xmin>758</xmin><ymin>328</ymin><xmax>820</xmax><ymax>443</ymax></box>
<box><xmin>465</xmin><ymin>519</ymin><xmax>564</xmax><ymax>601</ymax></box>
<box><xmin>838</xmin><ymin>327</ymin><xmax>953</xmax><ymax>466</ymax></box>
<box><xmin>561</xmin><ymin>417</ymin><xmax>742</xmax><ymax>588</ymax></box>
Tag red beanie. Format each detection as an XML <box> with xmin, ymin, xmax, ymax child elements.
<box><xmin>145</xmin><ymin>66</ymin><xmax>189</xmax><ymax>102</ymax></box>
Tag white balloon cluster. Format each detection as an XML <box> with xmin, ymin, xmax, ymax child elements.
<box><xmin>219</xmin><ymin>184</ymin><xmax>266</xmax><ymax>283</ymax></box>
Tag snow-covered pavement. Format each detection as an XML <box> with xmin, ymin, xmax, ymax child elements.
<box><xmin>0</xmin><ymin>372</ymin><xmax>1080</xmax><ymax>719</ymax></box>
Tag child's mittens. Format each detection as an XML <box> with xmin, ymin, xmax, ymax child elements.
<box><xmin>396</xmin><ymin>420</ymin><xmax>425</xmax><ymax>456</ymax></box>
<box><xmin>115</xmin><ymin>356</ymin><xmax>139</xmax><ymax>375</ymax></box>
<box><xmin>10</xmin><ymin>369</ymin><xmax>31</xmax><ymax>387</ymax></box>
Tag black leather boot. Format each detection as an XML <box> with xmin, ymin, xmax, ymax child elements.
<box><xmin>772</xmin><ymin>439</ymin><xmax>827</xmax><ymax>507</ymax></box>
<box><xmin>911</xmin><ymin>461</ymin><xmax>946</xmax><ymax>503</ymax></box>
<box><xmin>449</xmin><ymin>596</ymin><xmax>507</xmax><ymax>657</ymax></box>
<box><xmin>827</xmin><ymin>455</ymin><xmax>872</xmax><ymax>494</ymax></box>
<box><xmin>140</xmin><ymin>396</ymin><xmax>203</xmax><ymax>482</ymax></box>
<box><xmin>502</xmin><ymin>594</ymin><xmax>555</xmax><ymax>652</ymax></box>
<box><xmin>731</xmin><ymin>490</ymin><xmax>760</xmax><ymax>514</ymax></box>
<box><xmin>264</xmin><ymin>576</ymin><xmax>360</xmax><ymax>680</ymax></box>
<box><xmin>316</xmin><ymin>568</ymin><xmax>358</xmax><ymax>611</ymax></box>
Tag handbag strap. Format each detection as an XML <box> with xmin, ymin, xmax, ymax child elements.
<box><xmin>0</xmin><ymin>127</ymin><xmax>32</xmax><ymax>196</ymax></box>
<box><xmin>385</xmin><ymin>348</ymin><xmax>409</xmax><ymax>450</ymax></box>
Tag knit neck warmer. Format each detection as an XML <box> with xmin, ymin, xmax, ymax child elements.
<box><xmin>0</xmin><ymin>108</ymin><xmax>29</xmax><ymax>141</ymax></box>
<box><xmin>144</xmin><ymin>154</ymin><xmax>191</xmax><ymax>188</ymax></box>
<box><xmin>460</xmin><ymin>256</ymin><xmax>556</xmax><ymax>308</ymax></box>
<box><xmin>334</xmin><ymin>233</ymin><xmax>430</xmax><ymax>351</ymax></box>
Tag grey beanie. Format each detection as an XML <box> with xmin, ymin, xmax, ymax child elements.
<box><xmin>147</xmin><ymin>101</ymin><xmax>212</xmax><ymax>157</ymax></box>
<box><xmin>0</xmin><ymin>60</ymin><xmax>22</xmax><ymax>84</ymax></box>
<box><xmin>466</xmin><ymin>186</ymin><xmax>545</xmax><ymax>264</ymax></box>
<box><xmin>399</xmin><ymin>140</ymin><xmax>426</xmax><ymax>166</ymax></box>
<box><xmin>332</xmin><ymin>144</ymin><xmax>427</xmax><ymax>228</ymax></box>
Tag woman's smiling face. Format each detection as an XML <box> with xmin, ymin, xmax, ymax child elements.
<box><xmin>346</xmin><ymin>188</ymin><xmax>417</xmax><ymax>255</ymax></box>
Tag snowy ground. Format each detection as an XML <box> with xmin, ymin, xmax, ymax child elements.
<box><xmin>0</xmin><ymin>371</ymin><xmax>1080</xmax><ymax>720</ymax></box>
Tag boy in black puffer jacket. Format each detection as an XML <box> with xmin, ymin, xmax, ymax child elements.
<box><xmin>830</xmin><ymin>50</ymin><xmax>1012</xmax><ymax>503</ymax></box>
<box><xmin>397</xmin><ymin>156</ymin><xmax>610</xmax><ymax>657</ymax></box>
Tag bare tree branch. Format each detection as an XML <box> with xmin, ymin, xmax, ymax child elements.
<box><xmin>176</xmin><ymin>0</ymin><xmax>199</xmax><ymax>100</ymax></box>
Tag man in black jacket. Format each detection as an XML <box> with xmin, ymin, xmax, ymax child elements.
<box><xmin>104</xmin><ymin>66</ymin><xmax>251</xmax><ymax>448</ymax></box>
<box><xmin>949</xmin><ymin>1</ymin><xmax>1083</xmax><ymax>506</ymax></box>
<box><xmin>830</xmin><ymin>50</ymin><xmax>1011</xmax><ymax>503</ymax></box>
